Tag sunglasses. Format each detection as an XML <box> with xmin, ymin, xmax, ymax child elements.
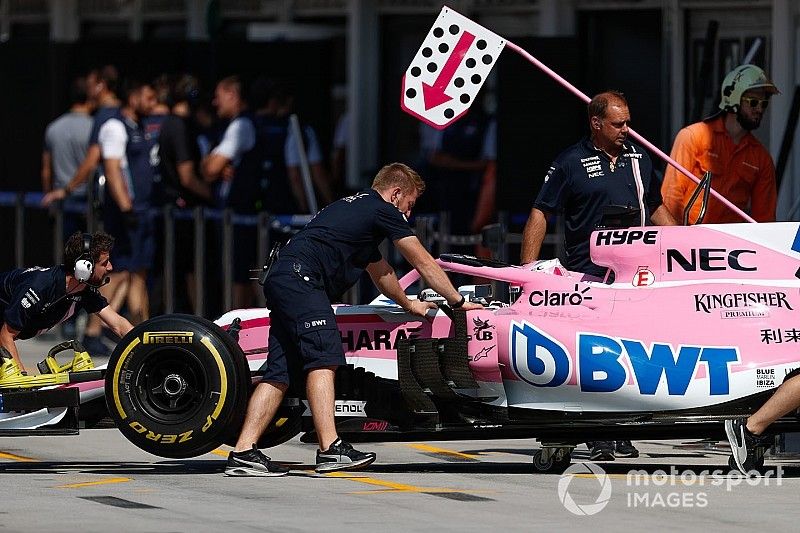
<box><xmin>742</xmin><ymin>97</ymin><xmax>770</xmax><ymax>110</ymax></box>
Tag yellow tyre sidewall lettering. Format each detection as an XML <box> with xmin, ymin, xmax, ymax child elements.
<box><xmin>128</xmin><ymin>421</ymin><xmax>194</xmax><ymax>445</ymax></box>
<box><xmin>200</xmin><ymin>336</ymin><xmax>228</xmax><ymax>432</ymax></box>
<box><xmin>112</xmin><ymin>337</ymin><xmax>142</xmax><ymax>420</ymax></box>
<box><xmin>117</xmin><ymin>334</ymin><xmax>227</xmax><ymax>445</ymax></box>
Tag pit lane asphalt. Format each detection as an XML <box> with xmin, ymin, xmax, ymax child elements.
<box><xmin>3</xmin><ymin>336</ymin><xmax>798</xmax><ymax>532</ymax></box>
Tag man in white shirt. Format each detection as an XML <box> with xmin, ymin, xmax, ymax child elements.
<box><xmin>202</xmin><ymin>76</ymin><xmax>260</xmax><ymax>308</ymax></box>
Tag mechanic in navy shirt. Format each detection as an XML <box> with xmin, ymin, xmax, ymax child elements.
<box><xmin>0</xmin><ymin>232</ymin><xmax>133</xmax><ymax>374</ymax></box>
<box><xmin>521</xmin><ymin>91</ymin><xmax>676</xmax><ymax>277</ymax></box>
<box><xmin>520</xmin><ymin>91</ymin><xmax>676</xmax><ymax>462</ymax></box>
<box><xmin>225</xmin><ymin>162</ymin><xmax>483</xmax><ymax>477</ymax></box>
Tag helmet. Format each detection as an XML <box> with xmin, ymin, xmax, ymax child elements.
<box><xmin>719</xmin><ymin>65</ymin><xmax>780</xmax><ymax>112</ymax></box>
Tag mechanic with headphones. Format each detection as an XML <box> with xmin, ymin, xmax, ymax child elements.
<box><xmin>0</xmin><ymin>231</ymin><xmax>133</xmax><ymax>374</ymax></box>
<box><xmin>662</xmin><ymin>64</ymin><xmax>780</xmax><ymax>223</ymax></box>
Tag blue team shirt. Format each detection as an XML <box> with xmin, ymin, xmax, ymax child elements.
<box><xmin>0</xmin><ymin>266</ymin><xmax>107</xmax><ymax>339</ymax></box>
<box><xmin>534</xmin><ymin>137</ymin><xmax>663</xmax><ymax>276</ymax></box>
<box><xmin>104</xmin><ymin>114</ymin><xmax>158</xmax><ymax>209</ymax></box>
<box><xmin>89</xmin><ymin>106</ymin><xmax>122</xmax><ymax>145</ymax></box>
<box><xmin>281</xmin><ymin>189</ymin><xmax>416</xmax><ymax>299</ymax></box>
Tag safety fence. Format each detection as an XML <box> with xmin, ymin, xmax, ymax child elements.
<box><xmin>1</xmin><ymin>191</ymin><xmax>563</xmax><ymax>316</ymax></box>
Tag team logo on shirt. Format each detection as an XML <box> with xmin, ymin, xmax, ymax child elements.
<box><xmin>544</xmin><ymin>166</ymin><xmax>555</xmax><ymax>183</ymax></box>
<box><xmin>580</xmin><ymin>155</ymin><xmax>603</xmax><ymax>178</ymax></box>
<box><xmin>20</xmin><ymin>287</ymin><xmax>40</xmax><ymax>309</ymax></box>
<box><xmin>343</xmin><ymin>192</ymin><xmax>369</xmax><ymax>203</ymax></box>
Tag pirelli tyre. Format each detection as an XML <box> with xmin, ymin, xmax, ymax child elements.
<box><xmin>105</xmin><ymin>314</ymin><xmax>250</xmax><ymax>458</ymax></box>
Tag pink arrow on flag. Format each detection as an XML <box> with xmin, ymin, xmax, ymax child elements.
<box><xmin>422</xmin><ymin>30</ymin><xmax>476</xmax><ymax>110</ymax></box>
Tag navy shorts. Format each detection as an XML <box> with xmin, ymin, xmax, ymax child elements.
<box><xmin>260</xmin><ymin>258</ymin><xmax>344</xmax><ymax>385</ymax></box>
<box><xmin>104</xmin><ymin>206</ymin><xmax>155</xmax><ymax>272</ymax></box>
<box><xmin>233</xmin><ymin>224</ymin><xmax>257</xmax><ymax>283</ymax></box>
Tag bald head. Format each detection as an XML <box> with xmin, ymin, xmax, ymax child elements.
<box><xmin>588</xmin><ymin>91</ymin><xmax>630</xmax><ymax>154</ymax></box>
<box><xmin>588</xmin><ymin>91</ymin><xmax>628</xmax><ymax>121</ymax></box>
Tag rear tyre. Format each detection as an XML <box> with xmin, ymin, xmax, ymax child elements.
<box><xmin>105</xmin><ymin>314</ymin><xmax>250</xmax><ymax>458</ymax></box>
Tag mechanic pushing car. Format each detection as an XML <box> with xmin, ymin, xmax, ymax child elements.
<box><xmin>225</xmin><ymin>162</ymin><xmax>483</xmax><ymax>476</ymax></box>
<box><xmin>0</xmin><ymin>231</ymin><xmax>133</xmax><ymax>375</ymax></box>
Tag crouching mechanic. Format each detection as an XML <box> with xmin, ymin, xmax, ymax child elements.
<box><xmin>226</xmin><ymin>162</ymin><xmax>484</xmax><ymax>476</ymax></box>
<box><xmin>0</xmin><ymin>231</ymin><xmax>133</xmax><ymax>374</ymax></box>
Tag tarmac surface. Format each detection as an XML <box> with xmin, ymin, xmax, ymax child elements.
<box><xmin>1</xmin><ymin>336</ymin><xmax>798</xmax><ymax>532</ymax></box>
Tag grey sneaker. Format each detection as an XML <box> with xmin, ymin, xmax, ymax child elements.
<box><xmin>724</xmin><ymin>418</ymin><xmax>770</xmax><ymax>474</ymax></box>
<box><xmin>225</xmin><ymin>445</ymin><xmax>289</xmax><ymax>477</ymax></box>
<box><xmin>588</xmin><ymin>441</ymin><xmax>615</xmax><ymax>461</ymax></box>
<box><xmin>315</xmin><ymin>439</ymin><xmax>376</xmax><ymax>473</ymax></box>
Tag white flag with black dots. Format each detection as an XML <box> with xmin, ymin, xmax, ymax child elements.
<box><xmin>401</xmin><ymin>6</ymin><xmax>505</xmax><ymax>129</ymax></box>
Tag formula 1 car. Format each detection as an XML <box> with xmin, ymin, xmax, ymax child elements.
<box><xmin>4</xmin><ymin>221</ymin><xmax>800</xmax><ymax>473</ymax></box>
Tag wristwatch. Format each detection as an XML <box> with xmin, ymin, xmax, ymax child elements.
<box><xmin>450</xmin><ymin>295</ymin><xmax>466</xmax><ymax>308</ymax></box>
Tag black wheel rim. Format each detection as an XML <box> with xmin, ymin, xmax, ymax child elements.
<box><xmin>131</xmin><ymin>347</ymin><xmax>211</xmax><ymax>424</ymax></box>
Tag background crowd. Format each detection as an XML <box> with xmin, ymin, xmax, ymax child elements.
<box><xmin>36</xmin><ymin>65</ymin><xmax>498</xmax><ymax>353</ymax></box>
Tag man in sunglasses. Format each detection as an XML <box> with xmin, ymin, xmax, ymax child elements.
<box><xmin>662</xmin><ymin>64</ymin><xmax>779</xmax><ymax>223</ymax></box>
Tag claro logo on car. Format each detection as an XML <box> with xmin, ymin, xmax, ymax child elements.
<box><xmin>143</xmin><ymin>332</ymin><xmax>194</xmax><ymax>344</ymax></box>
<box><xmin>509</xmin><ymin>321</ymin><xmax>738</xmax><ymax>395</ymax></box>
<box><xmin>529</xmin><ymin>284</ymin><xmax>592</xmax><ymax>307</ymax></box>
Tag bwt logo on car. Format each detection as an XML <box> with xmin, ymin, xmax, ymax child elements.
<box><xmin>509</xmin><ymin>321</ymin><xmax>739</xmax><ymax>395</ymax></box>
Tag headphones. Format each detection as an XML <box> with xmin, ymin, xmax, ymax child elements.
<box><xmin>74</xmin><ymin>234</ymin><xmax>94</xmax><ymax>283</ymax></box>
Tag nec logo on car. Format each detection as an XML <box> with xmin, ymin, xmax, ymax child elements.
<box><xmin>666</xmin><ymin>248</ymin><xmax>756</xmax><ymax>272</ymax></box>
<box><xmin>510</xmin><ymin>321</ymin><xmax>738</xmax><ymax>395</ymax></box>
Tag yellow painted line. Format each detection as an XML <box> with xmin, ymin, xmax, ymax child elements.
<box><xmin>572</xmin><ymin>473</ymin><xmax>708</xmax><ymax>485</ymax></box>
<box><xmin>210</xmin><ymin>448</ymin><xmax>230</xmax><ymax>458</ymax></box>
<box><xmin>0</xmin><ymin>451</ymin><xmax>37</xmax><ymax>462</ymax></box>
<box><xmin>56</xmin><ymin>477</ymin><xmax>132</xmax><ymax>489</ymax></box>
<box><xmin>323</xmin><ymin>471</ymin><xmax>486</xmax><ymax>494</ymax></box>
<box><xmin>405</xmin><ymin>443</ymin><xmax>479</xmax><ymax>460</ymax></box>
<box><xmin>572</xmin><ymin>473</ymin><xmax>630</xmax><ymax>479</ymax></box>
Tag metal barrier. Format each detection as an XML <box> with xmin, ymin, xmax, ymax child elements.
<box><xmin>0</xmin><ymin>192</ymin><xmax>313</xmax><ymax>317</ymax></box>
<box><xmin>413</xmin><ymin>210</ymin><xmax>564</xmax><ymax>263</ymax></box>
<box><xmin>2</xmin><ymin>192</ymin><xmax>563</xmax><ymax>316</ymax></box>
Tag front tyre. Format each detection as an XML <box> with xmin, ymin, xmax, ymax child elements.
<box><xmin>105</xmin><ymin>314</ymin><xmax>250</xmax><ymax>458</ymax></box>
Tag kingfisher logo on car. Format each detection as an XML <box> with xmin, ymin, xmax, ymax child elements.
<box><xmin>510</xmin><ymin>321</ymin><xmax>739</xmax><ymax>395</ymax></box>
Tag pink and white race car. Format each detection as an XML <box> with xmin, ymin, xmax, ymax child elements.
<box><xmin>5</xmin><ymin>221</ymin><xmax>800</xmax><ymax>473</ymax></box>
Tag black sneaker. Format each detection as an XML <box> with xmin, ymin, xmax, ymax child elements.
<box><xmin>725</xmin><ymin>418</ymin><xmax>770</xmax><ymax>474</ymax></box>
<box><xmin>225</xmin><ymin>445</ymin><xmax>289</xmax><ymax>477</ymax></box>
<box><xmin>315</xmin><ymin>439</ymin><xmax>376</xmax><ymax>473</ymax></box>
<box><xmin>615</xmin><ymin>440</ymin><xmax>639</xmax><ymax>458</ymax></box>
<box><xmin>589</xmin><ymin>441</ymin><xmax>615</xmax><ymax>461</ymax></box>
